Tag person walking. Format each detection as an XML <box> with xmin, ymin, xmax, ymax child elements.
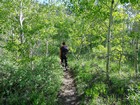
<box><xmin>60</xmin><ymin>42</ymin><xmax>69</xmax><ymax>69</ymax></box>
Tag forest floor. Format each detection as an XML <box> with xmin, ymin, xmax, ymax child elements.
<box><xmin>57</xmin><ymin>68</ymin><xmax>79</xmax><ymax>105</ymax></box>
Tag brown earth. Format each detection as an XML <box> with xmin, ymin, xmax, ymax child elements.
<box><xmin>57</xmin><ymin>69</ymin><xmax>79</xmax><ymax>105</ymax></box>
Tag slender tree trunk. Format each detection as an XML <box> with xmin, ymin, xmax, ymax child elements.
<box><xmin>119</xmin><ymin>35</ymin><xmax>124</xmax><ymax>72</ymax></box>
<box><xmin>19</xmin><ymin>1</ymin><xmax>24</xmax><ymax>44</ymax></box>
<box><xmin>135</xmin><ymin>38</ymin><xmax>139</xmax><ymax>77</ymax></box>
<box><xmin>119</xmin><ymin>14</ymin><xmax>125</xmax><ymax>72</ymax></box>
<box><xmin>118</xmin><ymin>52</ymin><xmax>122</xmax><ymax>72</ymax></box>
<box><xmin>106</xmin><ymin>0</ymin><xmax>114</xmax><ymax>80</ymax></box>
<box><xmin>30</xmin><ymin>44</ymin><xmax>34</xmax><ymax>71</ymax></box>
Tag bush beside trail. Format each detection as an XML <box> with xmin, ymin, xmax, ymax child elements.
<box><xmin>0</xmin><ymin>56</ymin><xmax>63</xmax><ymax>105</ymax></box>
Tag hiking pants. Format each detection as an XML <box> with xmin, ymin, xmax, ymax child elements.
<box><xmin>61</xmin><ymin>56</ymin><xmax>67</xmax><ymax>67</ymax></box>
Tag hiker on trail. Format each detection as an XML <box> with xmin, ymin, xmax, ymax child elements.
<box><xmin>60</xmin><ymin>42</ymin><xmax>69</xmax><ymax>68</ymax></box>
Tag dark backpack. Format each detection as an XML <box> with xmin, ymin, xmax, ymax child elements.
<box><xmin>62</xmin><ymin>46</ymin><xmax>68</xmax><ymax>55</ymax></box>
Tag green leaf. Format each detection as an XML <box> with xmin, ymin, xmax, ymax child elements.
<box><xmin>120</xmin><ymin>0</ymin><xmax>129</xmax><ymax>4</ymax></box>
<box><xmin>130</xmin><ymin>0</ymin><xmax>138</xmax><ymax>4</ymax></box>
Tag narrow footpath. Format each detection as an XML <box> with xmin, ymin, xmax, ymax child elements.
<box><xmin>57</xmin><ymin>69</ymin><xmax>79</xmax><ymax>105</ymax></box>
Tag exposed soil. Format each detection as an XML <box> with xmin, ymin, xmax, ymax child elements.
<box><xmin>57</xmin><ymin>69</ymin><xmax>79</xmax><ymax>105</ymax></box>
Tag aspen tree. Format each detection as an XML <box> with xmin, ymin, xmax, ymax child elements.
<box><xmin>106</xmin><ymin>0</ymin><xmax>114</xmax><ymax>80</ymax></box>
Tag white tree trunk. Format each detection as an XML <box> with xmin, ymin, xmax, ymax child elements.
<box><xmin>19</xmin><ymin>1</ymin><xmax>25</xmax><ymax>44</ymax></box>
<box><xmin>106</xmin><ymin>0</ymin><xmax>114</xmax><ymax>80</ymax></box>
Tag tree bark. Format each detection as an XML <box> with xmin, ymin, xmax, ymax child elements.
<box><xmin>106</xmin><ymin>0</ymin><xmax>114</xmax><ymax>80</ymax></box>
<box><xmin>19</xmin><ymin>1</ymin><xmax>24</xmax><ymax>44</ymax></box>
<box><xmin>135</xmin><ymin>38</ymin><xmax>139</xmax><ymax>77</ymax></box>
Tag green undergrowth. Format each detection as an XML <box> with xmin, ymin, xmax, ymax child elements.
<box><xmin>0</xmin><ymin>56</ymin><xmax>63</xmax><ymax>105</ymax></box>
<box><xmin>69</xmin><ymin>54</ymin><xmax>140</xmax><ymax>105</ymax></box>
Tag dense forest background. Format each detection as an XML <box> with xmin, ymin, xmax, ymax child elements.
<box><xmin>0</xmin><ymin>0</ymin><xmax>140</xmax><ymax>105</ymax></box>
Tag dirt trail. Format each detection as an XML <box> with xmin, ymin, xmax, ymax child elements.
<box><xmin>57</xmin><ymin>69</ymin><xmax>79</xmax><ymax>105</ymax></box>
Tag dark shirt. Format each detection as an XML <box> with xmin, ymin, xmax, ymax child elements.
<box><xmin>60</xmin><ymin>45</ymin><xmax>68</xmax><ymax>58</ymax></box>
